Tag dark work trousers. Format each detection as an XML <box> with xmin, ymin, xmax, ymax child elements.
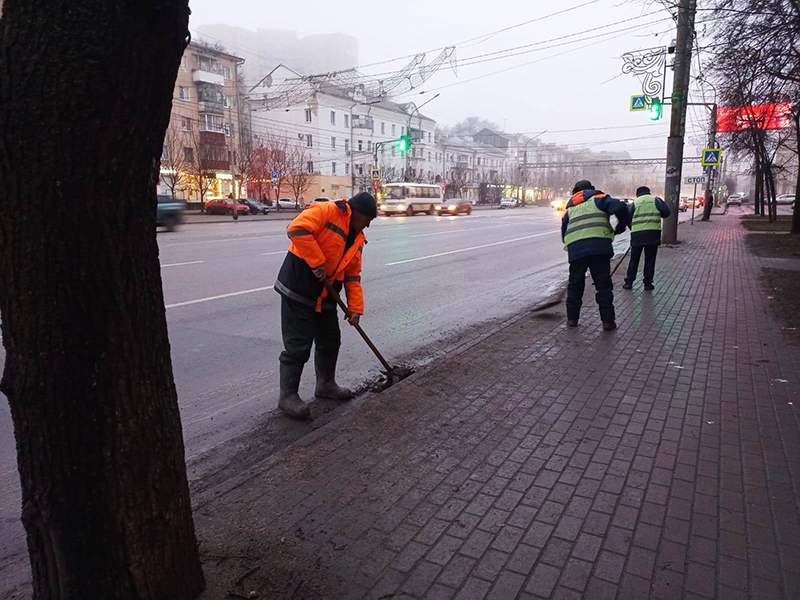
<box><xmin>279</xmin><ymin>296</ymin><xmax>341</xmax><ymax>367</ymax></box>
<box><xmin>625</xmin><ymin>244</ymin><xmax>659</xmax><ymax>286</ymax></box>
<box><xmin>567</xmin><ymin>256</ymin><xmax>615</xmax><ymax>323</ymax></box>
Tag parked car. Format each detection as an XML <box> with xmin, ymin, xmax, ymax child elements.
<box><xmin>205</xmin><ymin>198</ymin><xmax>249</xmax><ymax>216</ymax></box>
<box><xmin>437</xmin><ymin>198</ymin><xmax>472</xmax><ymax>216</ymax></box>
<box><xmin>499</xmin><ymin>197</ymin><xmax>519</xmax><ymax>209</ymax></box>
<box><xmin>776</xmin><ymin>194</ymin><xmax>796</xmax><ymax>205</ymax></box>
<box><xmin>276</xmin><ymin>197</ymin><xmax>299</xmax><ymax>210</ymax></box>
<box><xmin>678</xmin><ymin>197</ymin><xmax>689</xmax><ymax>212</ymax></box>
<box><xmin>726</xmin><ymin>194</ymin><xmax>742</xmax><ymax>206</ymax></box>
<box><xmin>241</xmin><ymin>199</ymin><xmax>270</xmax><ymax>215</ymax></box>
<box><xmin>551</xmin><ymin>198</ymin><xmax>568</xmax><ymax>211</ymax></box>
<box><xmin>310</xmin><ymin>197</ymin><xmax>331</xmax><ymax>205</ymax></box>
<box><xmin>156</xmin><ymin>194</ymin><xmax>185</xmax><ymax>231</ymax></box>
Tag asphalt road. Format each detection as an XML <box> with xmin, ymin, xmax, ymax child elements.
<box><xmin>0</xmin><ymin>203</ymin><xmax>716</xmax><ymax>595</ymax></box>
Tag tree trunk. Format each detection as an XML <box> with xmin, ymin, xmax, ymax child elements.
<box><xmin>0</xmin><ymin>2</ymin><xmax>204</xmax><ymax>599</ymax></box>
<box><xmin>755</xmin><ymin>156</ymin><xmax>763</xmax><ymax>215</ymax></box>
<box><xmin>792</xmin><ymin>109</ymin><xmax>800</xmax><ymax>234</ymax></box>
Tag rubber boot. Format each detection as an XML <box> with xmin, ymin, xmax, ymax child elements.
<box><xmin>314</xmin><ymin>351</ymin><xmax>353</xmax><ymax>401</ymax></box>
<box><xmin>278</xmin><ymin>362</ymin><xmax>310</xmax><ymax>419</ymax></box>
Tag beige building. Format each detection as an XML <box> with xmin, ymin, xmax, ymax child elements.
<box><xmin>159</xmin><ymin>41</ymin><xmax>245</xmax><ymax>208</ymax></box>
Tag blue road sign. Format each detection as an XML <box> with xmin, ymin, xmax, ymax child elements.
<box><xmin>271</xmin><ymin>170</ymin><xmax>278</xmax><ymax>179</ymax></box>
<box><xmin>630</xmin><ymin>95</ymin><xmax>647</xmax><ymax>111</ymax></box>
<box><xmin>701</xmin><ymin>149</ymin><xmax>722</xmax><ymax>166</ymax></box>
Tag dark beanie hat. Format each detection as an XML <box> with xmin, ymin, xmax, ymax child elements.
<box><xmin>572</xmin><ymin>180</ymin><xmax>593</xmax><ymax>194</ymax></box>
<box><xmin>636</xmin><ymin>186</ymin><xmax>651</xmax><ymax>196</ymax></box>
<box><xmin>348</xmin><ymin>192</ymin><xmax>378</xmax><ymax>218</ymax></box>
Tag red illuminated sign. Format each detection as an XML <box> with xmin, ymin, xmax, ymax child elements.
<box><xmin>717</xmin><ymin>103</ymin><xmax>793</xmax><ymax>132</ymax></box>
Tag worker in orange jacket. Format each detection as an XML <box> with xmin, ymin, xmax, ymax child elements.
<box><xmin>274</xmin><ymin>192</ymin><xmax>377</xmax><ymax>419</ymax></box>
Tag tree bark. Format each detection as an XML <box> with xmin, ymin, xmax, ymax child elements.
<box><xmin>792</xmin><ymin>109</ymin><xmax>800</xmax><ymax>234</ymax></box>
<box><xmin>0</xmin><ymin>1</ymin><xmax>204</xmax><ymax>598</ymax></box>
<box><xmin>755</xmin><ymin>155</ymin><xmax>763</xmax><ymax>216</ymax></box>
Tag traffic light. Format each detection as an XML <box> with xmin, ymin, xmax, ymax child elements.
<box><xmin>649</xmin><ymin>97</ymin><xmax>662</xmax><ymax>121</ymax></box>
<box><xmin>398</xmin><ymin>136</ymin><xmax>410</xmax><ymax>153</ymax></box>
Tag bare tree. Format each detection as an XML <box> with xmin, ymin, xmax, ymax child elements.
<box><xmin>161</xmin><ymin>125</ymin><xmax>191</xmax><ymax>199</ymax></box>
<box><xmin>235</xmin><ymin>134</ymin><xmax>257</xmax><ymax>200</ymax></box>
<box><xmin>287</xmin><ymin>145</ymin><xmax>315</xmax><ymax>205</ymax></box>
<box><xmin>186</xmin><ymin>122</ymin><xmax>224</xmax><ymax>210</ymax></box>
<box><xmin>0</xmin><ymin>1</ymin><xmax>204</xmax><ymax>597</ymax></box>
<box><xmin>259</xmin><ymin>131</ymin><xmax>294</xmax><ymax>201</ymax></box>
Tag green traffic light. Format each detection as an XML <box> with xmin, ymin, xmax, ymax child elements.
<box><xmin>649</xmin><ymin>97</ymin><xmax>662</xmax><ymax>121</ymax></box>
<box><xmin>398</xmin><ymin>136</ymin><xmax>410</xmax><ymax>153</ymax></box>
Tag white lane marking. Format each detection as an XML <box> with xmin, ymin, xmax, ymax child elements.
<box><xmin>161</xmin><ymin>260</ymin><xmax>204</xmax><ymax>268</ymax></box>
<box><xmin>408</xmin><ymin>223</ymin><xmax>522</xmax><ymax>239</ymax></box>
<box><xmin>162</xmin><ymin>235</ymin><xmax>285</xmax><ymax>248</ymax></box>
<box><xmin>166</xmin><ymin>286</ymin><xmax>274</xmax><ymax>309</ymax></box>
<box><xmin>261</xmin><ymin>250</ymin><xmax>286</xmax><ymax>256</ymax></box>
<box><xmin>385</xmin><ymin>230</ymin><xmax>561</xmax><ymax>266</ymax></box>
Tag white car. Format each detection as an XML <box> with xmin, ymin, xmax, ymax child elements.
<box><xmin>276</xmin><ymin>198</ymin><xmax>298</xmax><ymax>210</ymax></box>
<box><xmin>499</xmin><ymin>197</ymin><xmax>519</xmax><ymax>209</ymax></box>
<box><xmin>310</xmin><ymin>197</ymin><xmax>331</xmax><ymax>205</ymax></box>
<box><xmin>776</xmin><ymin>194</ymin><xmax>795</xmax><ymax>205</ymax></box>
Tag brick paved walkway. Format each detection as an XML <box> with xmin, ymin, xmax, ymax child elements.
<box><xmin>196</xmin><ymin>213</ymin><xmax>800</xmax><ymax>600</ymax></box>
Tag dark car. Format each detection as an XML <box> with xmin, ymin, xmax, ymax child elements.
<box><xmin>156</xmin><ymin>194</ymin><xmax>185</xmax><ymax>231</ymax></box>
<box><xmin>242</xmin><ymin>199</ymin><xmax>270</xmax><ymax>215</ymax></box>
<box><xmin>437</xmin><ymin>198</ymin><xmax>472</xmax><ymax>216</ymax></box>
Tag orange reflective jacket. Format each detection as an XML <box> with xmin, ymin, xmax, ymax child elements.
<box><xmin>275</xmin><ymin>200</ymin><xmax>366</xmax><ymax>314</ymax></box>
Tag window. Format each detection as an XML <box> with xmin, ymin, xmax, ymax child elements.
<box><xmin>306</xmin><ymin>134</ymin><xmax>313</xmax><ymax>148</ymax></box>
<box><xmin>330</xmin><ymin>111</ymin><xmax>336</xmax><ymax>125</ymax></box>
<box><xmin>305</xmin><ymin>109</ymin><xmax>312</xmax><ymax>123</ymax></box>
<box><xmin>223</xmin><ymin>123</ymin><xmax>233</xmax><ymax>137</ymax></box>
<box><xmin>367</xmin><ymin>141</ymin><xmax>372</xmax><ymax>152</ymax></box>
<box><xmin>307</xmin><ymin>161</ymin><xmax>314</xmax><ymax>174</ymax></box>
<box><xmin>332</xmin><ymin>162</ymin><xmax>337</xmax><ymax>174</ymax></box>
<box><xmin>428</xmin><ymin>132</ymin><xmax>432</xmax><ymax>143</ymax></box>
<box><xmin>344</xmin><ymin>114</ymin><xmax>349</xmax><ymax>128</ymax></box>
<box><xmin>381</xmin><ymin>122</ymin><xmax>386</xmax><ymax>134</ymax></box>
<box><xmin>428</xmin><ymin>152</ymin><xmax>431</xmax><ymax>161</ymax></box>
<box><xmin>179</xmin><ymin>86</ymin><xmax>190</xmax><ymax>101</ymax></box>
<box><xmin>222</xmin><ymin>66</ymin><xmax>231</xmax><ymax>79</ymax></box>
<box><xmin>401</xmin><ymin>126</ymin><xmax>405</xmax><ymax>135</ymax></box>
<box><xmin>476</xmin><ymin>158</ymin><xmax>481</xmax><ymax>166</ymax></box>
<box><xmin>181</xmin><ymin>57</ymin><xmax>187</xmax><ymax>71</ymax></box>
<box><xmin>202</xmin><ymin>113</ymin><xmax>224</xmax><ymax>132</ymax></box>
<box><xmin>381</xmin><ymin>145</ymin><xmax>385</xmax><ymax>155</ymax></box>
<box><xmin>358</xmin><ymin>139</ymin><xmax>363</xmax><ymax>151</ymax></box>
<box><xmin>358</xmin><ymin>165</ymin><xmax>363</xmax><ymax>175</ymax></box>
<box><xmin>331</xmin><ymin>137</ymin><xmax>336</xmax><ymax>150</ymax></box>
<box><xmin>391</xmin><ymin>146</ymin><xmax>395</xmax><ymax>157</ymax></box>
<box><xmin>184</xmin><ymin>147</ymin><xmax>194</xmax><ymax>161</ymax></box>
<box><xmin>222</xmin><ymin>95</ymin><xmax>231</xmax><ymax>108</ymax></box>
<box><xmin>161</xmin><ymin>145</ymin><xmax>169</xmax><ymax>160</ymax></box>
<box><xmin>182</xmin><ymin>117</ymin><xmax>192</xmax><ymax>131</ymax></box>
<box><xmin>392</xmin><ymin>124</ymin><xmax>396</xmax><ymax>136</ymax></box>
<box><xmin>344</xmin><ymin>139</ymin><xmax>350</xmax><ymax>152</ymax></box>
<box><xmin>345</xmin><ymin>163</ymin><xmax>350</xmax><ymax>175</ymax></box>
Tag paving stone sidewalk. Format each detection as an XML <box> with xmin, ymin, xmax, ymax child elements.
<box><xmin>196</xmin><ymin>213</ymin><xmax>800</xmax><ymax>600</ymax></box>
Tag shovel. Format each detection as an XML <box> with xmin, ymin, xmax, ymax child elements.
<box><xmin>321</xmin><ymin>278</ymin><xmax>412</xmax><ymax>386</ymax></box>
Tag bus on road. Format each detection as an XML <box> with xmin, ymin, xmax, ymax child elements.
<box><xmin>379</xmin><ymin>183</ymin><xmax>444</xmax><ymax>216</ymax></box>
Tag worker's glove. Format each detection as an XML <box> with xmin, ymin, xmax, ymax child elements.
<box><xmin>312</xmin><ymin>266</ymin><xmax>327</xmax><ymax>281</ymax></box>
<box><xmin>614</xmin><ymin>223</ymin><xmax>627</xmax><ymax>235</ymax></box>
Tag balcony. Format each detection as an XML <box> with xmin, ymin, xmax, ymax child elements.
<box><xmin>351</xmin><ymin>115</ymin><xmax>374</xmax><ymax>130</ymax></box>
<box><xmin>193</xmin><ymin>69</ymin><xmax>225</xmax><ymax>86</ymax></box>
<box><xmin>198</xmin><ymin>100</ymin><xmax>224</xmax><ymax>114</ymax></box>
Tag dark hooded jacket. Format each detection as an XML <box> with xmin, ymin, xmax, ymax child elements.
<box><xmin>561</xmin><ymin>189</ymin><xmax>630</xmax><ymax>262</ymax></box>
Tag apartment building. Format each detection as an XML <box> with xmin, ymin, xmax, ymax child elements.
<box><xmin>159</xmin><ymin>41</ymin><xmax>244</xmax><ymax>207</ymax></box>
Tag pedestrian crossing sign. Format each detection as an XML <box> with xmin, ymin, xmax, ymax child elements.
<box><xmin>702</xmin><ymin>148</ymin><xmax>722</xmax><ymax>166</ymax></box>
<box><xmin>371</xmin><ymin>168</ymin><xmax>381</xmax><ymax>181</ymax></box>
<box><xmin>630</xmin><ymin>95</ymin><xmax>647</xmax><ymax>112</ymax></box>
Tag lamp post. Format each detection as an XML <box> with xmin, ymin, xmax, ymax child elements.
<box><xmin>404</xmin><ymin>94</ymin><xmax>440</xmax><ymax>182</ymax></box>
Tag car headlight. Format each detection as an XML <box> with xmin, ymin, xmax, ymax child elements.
<box><xmin>380</xmin><ymin>204</ymin><xmax>386</xmax><ymax>210</ymax></box>
<box><xmin>397</xmin><ymin>204</ymin><xmax>405</xmax><ymax>210</ymax></box>
<box><xmin>435</xmin><ymin>205</ymin><xmax>442</xmax><ymax>210</ymax></box>
<box><xmin>448</xmin><ymin>205</ymin><xmax>457</xmax><ymax>210</ymax></box>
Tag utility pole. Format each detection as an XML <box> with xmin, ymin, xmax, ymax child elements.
<box><xmin>228</xmin><ymin>96</ymin><xmax>238</xmax><ymax>221</ymax></box>
<box><xmin>662</xmin><ymin>0</ymin><xmax>697</xmax><ymax>244</ymax></box>
<box><xmin>701</xmin><ymin>103</ymin><xmax>717</xmax><ymax>221</ymax></box>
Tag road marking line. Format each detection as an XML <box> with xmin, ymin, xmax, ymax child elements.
<box><xmin>261</xmin><ymin>251</ymin><xmax>285</xmax><ymax>256</ymax></box>
<box><xmin>166</xmin><ymin>286</ymin><xmax>274</xmax><ymax>309</ymax></box>
<box><xmin>161</xmin><ymin>260</ymin><xmax>204</xmax><ymax>268</ymax></box>
<box><xmin>385</xmin><ymin>230</ymin><xmax>561</xmax><ymax>266</ymax></box>
<box><xmin>162</xmin><ymin>235</ymin><xmax>285</xmax><ymax>248</ymax></box>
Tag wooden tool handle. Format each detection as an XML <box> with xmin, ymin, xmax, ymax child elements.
<box><xmin>321</xmin><ymin>278</ymin><xmax>394</xmax><ymax>373</ymax></box>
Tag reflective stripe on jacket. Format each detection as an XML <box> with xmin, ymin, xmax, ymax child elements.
<box><xmin>275</xmin><ymin>200</ymin><xmax>366</xmax><ymax>314</ymax></box>
<box><xmin>563</xmin><ymin>193</ymin><xmax>614</xmax><ymax>250</ymax></box>
<box><xmin>631</xmin><ymin>194</ymin><xmax>662</xmax><ymax>233</ymax></box>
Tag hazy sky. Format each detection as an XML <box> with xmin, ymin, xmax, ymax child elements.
<box><xmin>189</xmin><ymin>0</ymin><xmax>713</xmax><ymax>162</ymax></box>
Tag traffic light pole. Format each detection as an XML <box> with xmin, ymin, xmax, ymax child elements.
<box><xmin>700</xmin><ymin>103</ymin><xmax>717</xmax><ymax>221</ymax></box>
<box><xmin>662</xmin><ymin>0</ymin><xmax>696</xmax><ymax>245</ymax></box>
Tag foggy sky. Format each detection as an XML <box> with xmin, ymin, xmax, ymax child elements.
<box><xmin>189</xmin><ymin>0</ymin><xmax>712</xmax><ymax>171</ymax></box>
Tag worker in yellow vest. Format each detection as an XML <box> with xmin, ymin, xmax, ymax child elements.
<box><xmin>562</xmin><ymin>180</ymin><xmax>630</xmax><ymax>330</ymax></box>
<box><xmin>623</xmin><ymin>186</ymin><xmax>671</xmax><ymax>291</ymax></box>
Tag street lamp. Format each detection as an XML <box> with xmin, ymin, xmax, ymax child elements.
<box><xmin>404</xmin><ymin>94</ymin><xmax>441</xmax><ymax>182</ymax></box>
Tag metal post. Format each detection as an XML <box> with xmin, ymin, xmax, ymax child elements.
<box><xmin>662</xmin><ymin>0</ymin><xmax>697</xmax><ymax>244</ymax></box>
<box><xmin>691</xmin><ymin>182</ymin><xmax>697</xmax><ymax>224</ymax></box>
<box><xmin>228</xmin><ymin>100</ymin><xmax>238</xmax><ymax>221</ymax></box>
<box><xmin>701</xmin><ymin>103</ymin><xmax>717</xmax><ymax>221</ymax></box>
